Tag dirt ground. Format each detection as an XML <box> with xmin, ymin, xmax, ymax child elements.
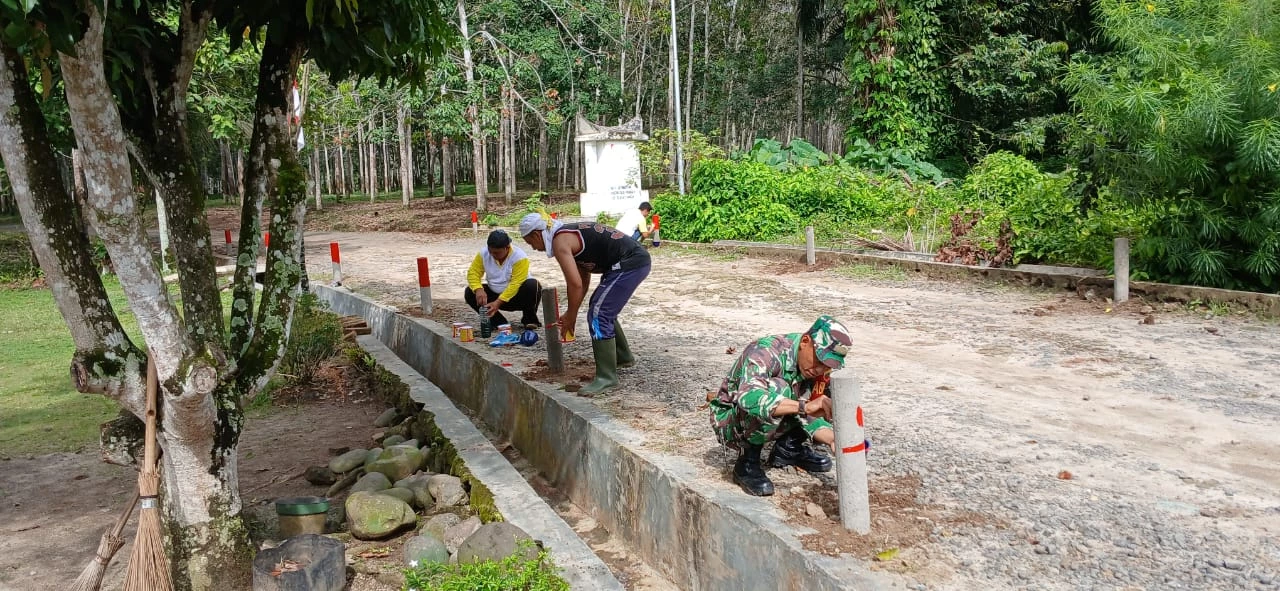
<box><xmin>278</xmin><ymin>211</ymin><xmax>1280</xmax><ymax>591</ymax></box>
<box><xmin>0</xmin><ymin>357</ymin><xmax>388</xmax><ymax>591</ymax></box>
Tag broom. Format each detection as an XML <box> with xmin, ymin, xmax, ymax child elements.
<box><xmin>123</xmin><ymin>356</ymin><xmax>174</xmax><ymax>591</ymax></box>
<box><xmin>69</xmin><ymin>492</ymin><xmax>139</xmax><ymax>591</ymax></box>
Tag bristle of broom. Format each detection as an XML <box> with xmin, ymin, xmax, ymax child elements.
<box><xmin>123</xmin><ymin>471</ymin><xmax>173</xmax><ymax>591</ymax></box>
<box><xmin>68</xmin><ymin>532</ymin><xmax>123</xmax><ymax>591</ymax></box>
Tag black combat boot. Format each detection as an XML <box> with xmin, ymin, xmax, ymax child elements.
<box><xmin>733</xmin><ymin>443</ymin><xmax>775</xmax><ymax>496</ymax></box>
<box><xmin>768</xmin><ymin>427</ymin><xmax>833</xmax><ymax>473</ymax></box>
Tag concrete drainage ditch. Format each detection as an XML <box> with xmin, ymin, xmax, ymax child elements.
<box><xmin>314</xmin><ymin>285</ymin><xmax>898</xmax><ymax>591</ymax></box>
<box><xmin>352</xmin><ymin>335</ymin><xmax>622</xmax><ymax>589</ymax></box>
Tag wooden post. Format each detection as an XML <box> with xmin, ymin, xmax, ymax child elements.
<box><xmin>541</xmin><ymin>287</ymin><xmax>564</xmax><ymax>374</ymax></box>
<box><xmin>1114</xmin><ymin>237</ymin><xmax>1130</xmax><ymax>303</ymax></box>
<box><xmin>831</xmin><ymin>367</ymin><xmax>870</xmax><ymax>534</ymax></box>
<box><xmin>805</xmin><ymin>226</ymin><xmax>816</xmax><ymax>266</ymax></box>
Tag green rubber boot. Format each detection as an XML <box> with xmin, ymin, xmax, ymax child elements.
<box><xmin>614</xmin><ymin>323</ymin><xmax>636</xmax><ymax>368</ymax></box>
<box><xmin>582</xmin><ymin>339</ymin><xmax>620</xmax><ymax>395</ymax></box>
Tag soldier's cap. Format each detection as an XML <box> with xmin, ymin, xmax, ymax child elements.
<box><xmin>806</xmin><ymin>315</ymin><xmax>852</xmax><ymax>369</ymax></box>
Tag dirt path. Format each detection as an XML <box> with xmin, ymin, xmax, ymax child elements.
<box><xmin>0</xmin><ymin>367</ymin><xmax>384</xmax><ymax>591</ymax></box>
<box><xmin>293</xmin><ymin>227</ymin><xmax>1280</xmax><ymax>591</ymax></box>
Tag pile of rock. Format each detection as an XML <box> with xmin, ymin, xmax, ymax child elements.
<box><xmin>314</xmin><ymin>406</ymin><xmax>539</xmax><ymax>570</ymax></box>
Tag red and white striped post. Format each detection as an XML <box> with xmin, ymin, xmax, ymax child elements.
<box><xmin>330</xmin><ymin>242</ymin><xmax>342</xmax><ymax>285</ymax></box>
<box><xmin>224</xmin><ymin>229</ymin><xmax>233</xmax><ymax>255</ymax></box>
<box><xmin>471</xmin><ymin>211</ymin><xmax>479</xmax><ymax>235</ymax></box>
<box><xmin>416</xmin><ymin>257</ymin><xmax>432</xmax><ymax>314</ymax></box>
<box><xmin>650</xmin><ymin>214</ymin><xmax>661</xmax><ymax>246</ymax></box>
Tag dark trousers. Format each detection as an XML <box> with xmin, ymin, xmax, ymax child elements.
<box><xmin>587</xmin><ymin>264</ymin><xmax>651</xmax><ymax>341</ymax></box>
<box><xmin>463</xmin><ymin>278</ymin><xmax>542</xmax><ymax>326</ymax></box>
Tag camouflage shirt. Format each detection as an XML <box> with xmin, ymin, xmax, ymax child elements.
<box><xmin>708</xmin><ymin>333</ymin><xmax>830</xmax><ymax>447</ymax></box>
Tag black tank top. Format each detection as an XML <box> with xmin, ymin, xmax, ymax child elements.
<box><xmin>555</xmin><ymin>222</ymin><xmax>650</xmax><ymax>273</ymax></box>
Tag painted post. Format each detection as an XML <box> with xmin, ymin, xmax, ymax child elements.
<box><xmin>805</xmin><ymin>226</ymin><xmax>816</xmax><ymax>266</ymax></box>
<box><xmin>651</xmin><ymin>214</ymin><xmax>661</xmax><ymax>247</ymax></box>
<box><xmin>471</xmin><ymin>211</ymin><xmax>479</xmax><ymax>235</ymax></box>
<box><xmin>224</xmin><ymin>229</ymin><xmax>233</xmax><ymax>255</ymax></box>
<box><xmin>417</xmin><ymin>257</ymin><xmax>433</xmax><ymax>314</ymax></box>
<box><xmin>1114</xmin><ymin>237</ymin><xmax>1130</xmax><ymax>303</ymax></box>
<box><xmin>541</xmin><ymin>286</ymin><xmax>564</xmax><ymax>374</ymax></box>
<box><xmin>263</xmin><ymin>231</ymin><xmax>270</xmax><ymax>250</ymax></box>
<box><xmin>831</xmin><ymin>367</ymin><xmax>870</xmax><ymax>534</ymax></box>
<box><xmin>330</xmin><ymin>242</ymin><xmax>343</xmax><ymax>285</ymax></box>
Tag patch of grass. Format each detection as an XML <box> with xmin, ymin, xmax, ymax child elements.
<box><xmin>833</xmin><ymin>263</ymin><xmax>909</xmax><ymax>281</ymax></box>
<box><xmin>402</xmin><ymin>542</ymin><xmax>568</xmax><ymax>591</ymax></box>
<box><xmin>0</xmin><ymin>264</ymin><xmax>238</xmax><ymax>457</ymax></box>
<box><xmin>0</xmin><ymin>279</ymin><xmax>133</xmax><ymax>457</ymax></box>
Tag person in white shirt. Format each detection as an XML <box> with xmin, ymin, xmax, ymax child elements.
<box><xmin>464</xmin><ymin>230</ymin><xmax>541</xmax><ymax>328</ymax></box>
<box><xmin>615</xmin><ymin>201</ymin><xmax>653</xmax><ymax>243</ymax></box>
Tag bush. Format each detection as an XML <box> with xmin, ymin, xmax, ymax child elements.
<box><xmin>278</xmin><ymin>293</ymin><xmax>344</xmax><ymax>385</ymax></box>
<box><xmin>402</xmin><ymin>544</ymin><xmax>568</xmax><ymax>591</ymax></box>
<box><xmin>0</xmin><ymin>233</ymin><xmax>43</xmax><ymax>284</ymax></box>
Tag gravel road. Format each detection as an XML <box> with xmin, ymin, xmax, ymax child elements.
<box><xmin>285</xmin><ymin>226</ymin><xmax>1280</xmax><ymax>591</ymax></box>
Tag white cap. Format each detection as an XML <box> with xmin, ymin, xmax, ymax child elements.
<box><xmin>518</xmin><ymin>213</ymin><xmax>545</xmax><ymax>237</ymax></box>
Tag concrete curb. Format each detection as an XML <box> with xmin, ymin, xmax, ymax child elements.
<box><xmin>661</xmin><ymin>240</ymin><xmax>1280</xmax><ymax>315</ymax></box>
<box><xmin>315</xmin><ymin>285</ymin><xmax>901</xmax><ymax>591</ymax></box>
<box><xmin>355</xmin><ymin>335</ymin><xmax>623</xmax><ymax>591</ymax></box>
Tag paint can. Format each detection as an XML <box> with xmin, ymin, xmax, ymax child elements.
<box><xmin>459</xmin><ymin>325</ymin><xmax>475</xmax><ymax>342</ymax></box>
<box><xmin>452</xmin><ymin>322</ymin><xmax>465</xmax><ymax>339</ymax></box>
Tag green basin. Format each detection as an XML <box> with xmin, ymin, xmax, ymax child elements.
<box><xmin>275</xmin><ymin>496</ymin><xmax>330</xmax><ymax>516</ymax></box>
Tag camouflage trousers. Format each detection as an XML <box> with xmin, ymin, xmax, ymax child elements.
<box><xmin>709</xmin><ymin>388</ymin><xmax>833</xmax><ymax>449</ymax></box>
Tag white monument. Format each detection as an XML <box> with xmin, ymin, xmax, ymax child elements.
<box><xmin>575</xmin><ymin>115</ymin><xmax>649</xmax><ymax>217</ymax></box>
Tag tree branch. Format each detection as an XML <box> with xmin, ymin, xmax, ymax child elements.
<box><xmin>59</xmin><ymin>2</ymin><xmax>215</xmax><ymax>432</ymax></box>
<box><xmin>234</xmin><ymin>26</ymin><xmax>308</xmax><ymax>395</ymax></box>
<box><xmin>0</xmin><ymin>40</ymin><xmax>147</xmax><ymax>417</ymax></box>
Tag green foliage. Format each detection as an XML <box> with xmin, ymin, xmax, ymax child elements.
<box><xmin>740</xmin><ymin>138</ymin><xmax>830</xmax><ymax>172</ymax></box>
<box><xmin>0</xmin><ymin>232</ymin><xmax>42</xmax><ymax>285</ymax></box>
<box><xmin>843</xmin><ymin>138</ymin><xmax>945</xmax><ymax>183</ymax></box>
<box><xmin>655</xmin><ymin>151</ymin><xmax>1149</xmax><ymax>271</ymax></box>
<box><xmin>1064</xmin><ymin>0</ymin><xmax>1280</xmax><ymax>291</ymax></box>
<box><xmin>278</xmin><ymin>293</ymin><xmax>344</xmax><ymax>385</ymax></box>
<box><xmin>844</xmin><ymin>0</ymin><xmax>945</xmax><ymax>155</ymax></box>
<box><xmin>638</xmin><ymin>128</ymin><xmax>725</xmax><ymax>180</ymax></box>
<box><xmin>401</xmin><ymin>544</ymin><xmax>568</xmax><ymax>591</ymax></box>
<box><xmin>957</xmin><ymin>152</ymin><xmax>1150</xmax><ymax>265</ymax></box>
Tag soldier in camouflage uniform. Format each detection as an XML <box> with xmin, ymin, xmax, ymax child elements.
<box><xmin>709</xmin><ymin>315</ymin><xmax>853</xmax><ymax>496</ymax></box>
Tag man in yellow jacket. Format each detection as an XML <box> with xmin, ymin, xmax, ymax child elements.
<box><xmin>465</xmin><ymin>229</ymin><xmax>542</xmax><ymax>329</ymax></box>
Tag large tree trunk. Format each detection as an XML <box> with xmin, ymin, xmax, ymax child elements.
<box><xmin>122</xmin><ymin>3</ymin><xmax>224</xmax><ymax>351</ymax></box>
<box><xmin>52</xmin><ymin>5</ymin><xmax>253</xmax><ymax>588</ymax></box>
<box><xmin>0</xmin><ymin>42</ymin><xmax>141</xmax><ymax>414</ymax></box>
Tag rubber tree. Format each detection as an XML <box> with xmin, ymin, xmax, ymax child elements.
<box><xmin>0</xmin><ymin>0</ymin><xmax>450</xmax><ymax>587</ymax></box>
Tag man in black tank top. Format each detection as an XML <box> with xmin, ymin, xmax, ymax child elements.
<box><xmin>520</xmin><ymin>214</ymin><xmax>652</xmax><ymax>394</ymax></box>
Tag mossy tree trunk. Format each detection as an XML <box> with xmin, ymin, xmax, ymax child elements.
<box><xmin>0</xmin><ymin>3</ymin><xmax>308</xmax><ymax>588</ymax></box>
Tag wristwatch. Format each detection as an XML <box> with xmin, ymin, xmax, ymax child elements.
<box><xmin>797</xmin><ymin>401</ymin><xmax>808</xmax><ymax>419</ymax></box>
